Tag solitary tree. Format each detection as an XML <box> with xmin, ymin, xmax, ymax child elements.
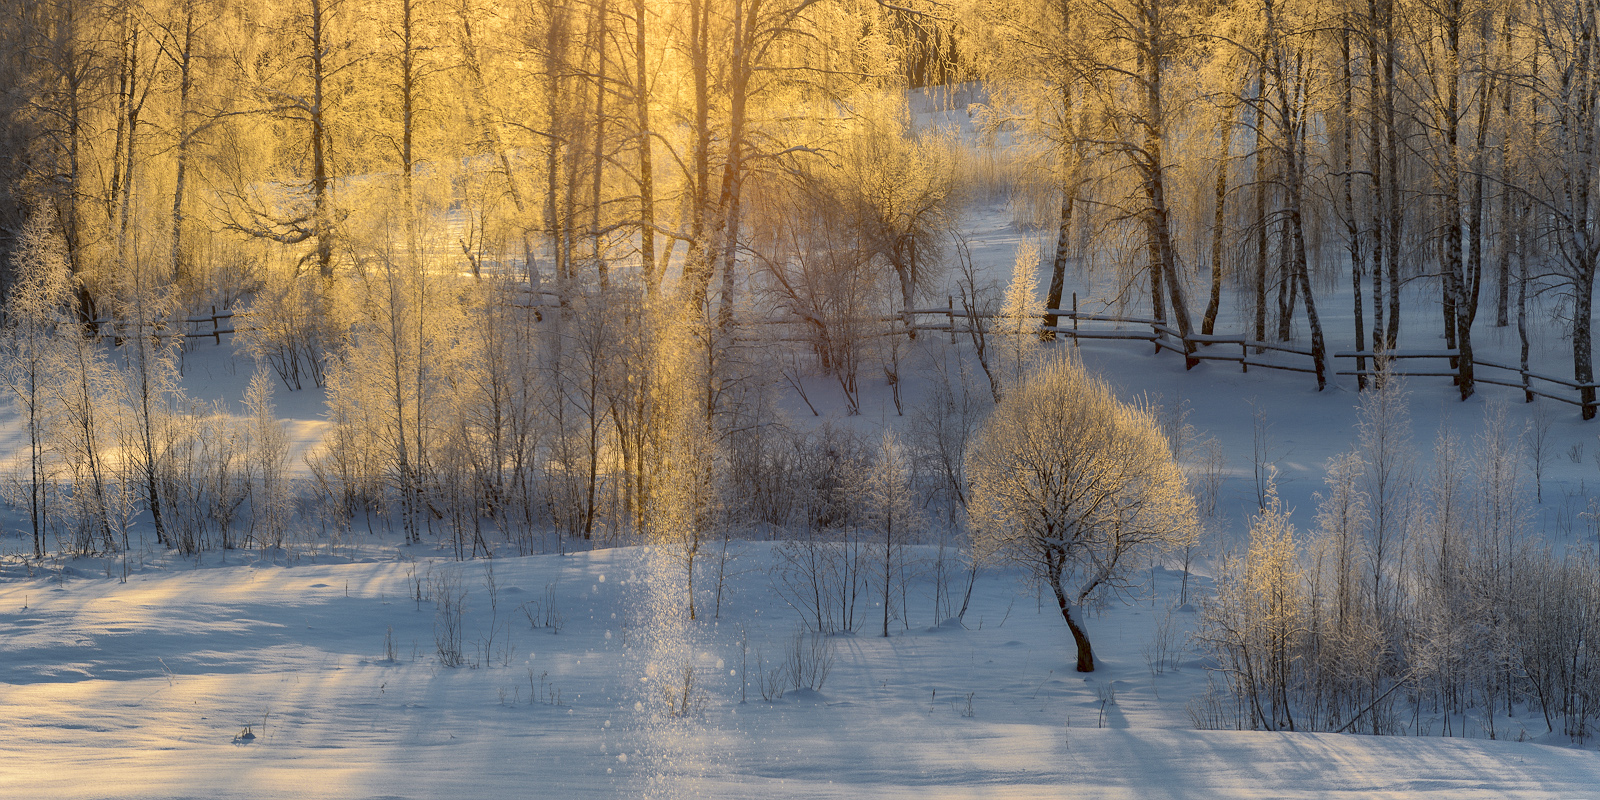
<box><xmin>966</xmin><ymin>355</ymin><xmax>1196</xmax><ymax>672</ymax></box>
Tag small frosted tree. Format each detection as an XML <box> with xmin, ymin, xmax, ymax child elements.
<box><xmin>1302</xmin><ymin>453</ymin><xmax>1388</xmax><ymax>731</ymax></box>
<box><xmin>864</xmin><ymin>430</ymin><xmax>916</xmax><ymax>637</ymax></box>
<box><xmin>967</xmin><ymin>355</ymin><xmax>1197</xmax><ymax>672</ymax></box>
<box><xmin>996</xmin><ymin>240</ymin><xmax>1043</xmax><ymax>395</ymax></box>
<box><xmin>646</xmin><ymin>298</ymin><xmax>722</xmax><ymax>620</ymax></box>
<box><xmin>1356</xmin><ymin>360</ymin><xmax>1414</xmax><ymax>621</ymax></box>
<box><xmin>0</xmin><ymin>209</ymin><xmax>75</xmax><ymax>557</ymax></box>
<box><xmin>50</xmin><ymin>322</ymin><xmax>121</xmax><ymax>554</ymax></box>
<box><xmin>244</xmin><ymin>366</ymin><xmax>291</xmax><ymax>548</ymax></box>
<box><xmin>1198</xmin><ymin>484</ymin><xmax>1307</xmax><ymax>731</ymax></box>
<box><xmin>113</xmin><ymin>281</ymin><xmax>184</xmax><ymax>551</ymax></box>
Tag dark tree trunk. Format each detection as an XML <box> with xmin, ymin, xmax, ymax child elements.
<box><xmin>1049</xmin><ymin>556</ymin><xmax>1095</xmax><ymax>672</ymax></box>
<box><xmin>543</xmin><ymin>0</ymin><xmax>571</xmax><ymax>293</ymax></box>
<box><xmin>1045</xmin><ymin>182</ymin><xmax>1076</xmax><ymax>337</ymax></box>
<box><xmin>1518</xmin><ymin>211</ymin><xmax>1530</xmax><ymax>401</ymax></box>
<box><xmin>169</xmin><ymin>0</ymin><xmax>194</xmax><ymax>285</ymax></box>
<box><xmin>1577</xmin><ymin>270</ymin><xmax>1595</xmax><ymax>420</ymax></box>
<box><xmin>1045</xmin><ymin>67</ymin><xmax>1080</xmax><ymax>341</ymax></box>
<box><xmin>1277</xmin><ymin>217</ymin><xmax>1293</xmax><ymax>342</ymax></box>
<box><xmin>309</xmin><ymin>0</ymin><xmax>334</xmax><ymax>280</ymax></box>
<box><xmin>1150</xmin><ymin>255</ymin><xmax>1166</xmax><ymax>324</ymax></box>
<box><xmin>678</xmin><ymin>0</ymin><xmax>714</xmax><ymax>310</ymax></box>
<box><xmin>633</xmin><ymin>0</ymin><xmax>657</xmax><ymax>296</ymax></box>
<box><xmin>1253</xmin><ymin>82</ymin><xmax>1269</xmax><ymax>351</ymax></box>
<box><xmin>1204</xmin><ymin>103</ymin><xmax>1230</xmax><ymax>337</ymax></box>
<box><xmin>1342</xmin><ymin>24</ymin><xmax>1366</xmax><ymax>388</ymax></box>
<box><xmin>590</xmin><ymin>0</ymin><xmax>608</xmax><ymax>288</ymax></box>
<box><xmin>1441</xmin><ymin>4</ymin><xmax>1475</xmax><ymax>400</ymax></box>
<box><xmin>1265</xmin><ymin>0</ymin><xmax>1324</xmax><ymax>388</ymax></box>
<box><xmin>1381</xmin><ymin>0</ymin><xmax>1401</xmax><ymax>350</ymax></box>
<box><xmin>1495</xmin><ymin>19</ymin><xmax>1513</xmax><ymax>328</ymax></box>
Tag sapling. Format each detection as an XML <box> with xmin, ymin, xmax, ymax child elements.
<box><xmin>659</xmin><ymin>664</ymin><xmax>702</xmax><ymax>718</ymax></box>
<box><xmin>0</xmin><ymin>209</ymin><xmax>74</xmax><ymax>560</ymax></box>
<box><xmin>880</xmin><ymin>328</ymin><xmax>904</xmax><ymax>416</ymax></box>
<box><xmin>1250</xmin><ymin>401</ymin><xmax>1280</xmax><ymax>510</ymax></box>
<box><xmin>244</xmin><ymin>366</ymin><xmax>290</xmax><ymax>548</ymax></box>
<box><xmin>431</xmin><ymin>569</ymin><xmax>466</xmax><ymax>667</ymax></box>
<box><xmin>864</xmin><ymin>430</ymin><xmax>915</xmax><ymax>637</ymax></box>
<box><xmin>1142</xmin><ymin>605</ymin><xmax>1181</xmax><ymax>677</ymax></box>
<box><xmin>954</xmin><ymin>234</ymin><xmax>1002</xmax><ymax>402</ymax></box>
<box><xmin>786</xmin><ymin>629</ymin><xmax>835</xmax><ymax>692</ymax></box>
<box><xmin>755</xmin><ymin>647</ymin><xmax>787</xmax><ymax>702</ymax></box>
<box><xmin>479</xmin><ymin>561</ymin><xmax>501</xmax><ymax>666</ymax></box>
<box><xmin>1522</xmin><ymin>402</ymin><xmax>1554</xmax><ymax>502</ymax></box>
<box><xmin>739</xmin><ymin>628</ymin><xmax>749</xmax><ymax>704</ymax></box>
<box><xmin>996</xmin><ymin>239</ymin><xmax>1044</xmax><ymax>394</ymax></box>
<box><xmin>1096</xmin><ymin>682</ymin><xmax>1117</xmax><ymax>728</ymax></box>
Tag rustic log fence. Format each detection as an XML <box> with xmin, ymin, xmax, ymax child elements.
<box><xmin>904</xmin><ymin>293</ymin><xmax>1598</xmax><ymax>418</ymax></box>
<box><xmin>82</xmin><ymin>308</ymin><xmax>242</xmax><ymax>346</ymax></box>
<box><xmin>1333</xmin><ymin>350</ymin><xmax>1600</xmax><ymax>415</ymax></box>
<box><xmin>905</xmin><ymin>293</ymin><xmax>1316</xmax><ymax>375</ymax></box>
<box><xmin>77</xmin><ymin>293</ymin><xmax>1600</xmax><ymax>417</ymax></box>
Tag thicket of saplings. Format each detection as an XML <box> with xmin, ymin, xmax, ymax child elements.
<box><xmin>0</xmin><ymin>208</ymin><xmax>978</xmax><ymax>582</ymax></box>
<box><xmin>1197</xmin><ymin>378</ymin><xmax>1600</xmax><ymax>744</ymax></box>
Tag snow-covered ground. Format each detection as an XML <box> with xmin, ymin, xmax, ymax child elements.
<box><xmin>7</xmin><ymin>302</ymin><xmax>1600</xmax><ymax>796</ymax></box>
<box><xmin>5</xmin><ymin>541</ymin><xmax>1599</xmax><ymax>798</ymax></box>
<box><xmin>7</xmin><ymin>115</ymin><xmax>1600</xmax><ymax>795</ymax></box>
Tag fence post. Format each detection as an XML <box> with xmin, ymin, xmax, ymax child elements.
<box><xmin>948</xmin><ymin>295</ymin><xmax>955</xmax><ymax>344</ymax></box>
<box><xmin>1071</xmin><ymin>292</ymin><xmax>1078</xmax><ymax>348</ymax></box>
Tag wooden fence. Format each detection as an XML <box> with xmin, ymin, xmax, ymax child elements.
<box><xmin>905</xmin><ymin>293</ymin><xmax>1317</xmax><ymax>376</ymax></box>
<box><xmin>905</xmin><ymin>293</ymin><xmax>1599</xmax><ymax>418</ymax></box>
<box><xmin>81</xmin><ymin>293</ymin><xmax>1600</xmax><ymax>418</ymax></box>
<box><xmin>83</xmin><ymin>309</ymin><xmax>242</xmax><ymax>345</ymax></box>
<box><xmin>1332</xmin><ymin>350</ymin><xmax>1599</xmax><ymax>414</ymax></box>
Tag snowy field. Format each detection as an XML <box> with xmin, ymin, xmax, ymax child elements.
<box><xmin>4</xmin><ymin>543</ymin><xmax>1600</xmax><ymax>798</ymax></box>
<box><xmin>6</xmin><ymin>137</ymin><xmax>1600</xmax><ymax>794</ymax></box>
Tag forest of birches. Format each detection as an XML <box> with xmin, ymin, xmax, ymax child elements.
<box><xmin>1</xmin><ymin>0</ymin><xmax>1599</xmax><ymax>742</ymax></box>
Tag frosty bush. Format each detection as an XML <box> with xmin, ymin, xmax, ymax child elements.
<box><xmin>1196</xmin><ymin>487</ymin><xmax>1306</xmax><ymax>731</ymax></box>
